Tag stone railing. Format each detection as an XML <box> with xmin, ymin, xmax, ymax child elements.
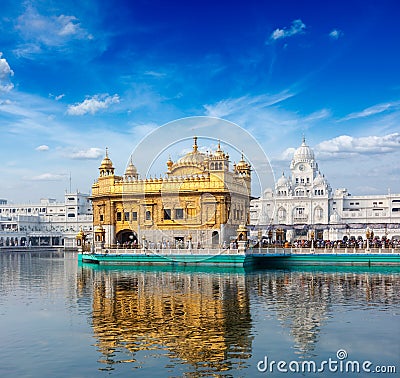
<box><xmin>100</xmin><ymin>248</ymin><xmax>242</xmax><ymax>256</ymax></box>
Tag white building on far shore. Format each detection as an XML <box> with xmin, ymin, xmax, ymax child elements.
<box><xmin>0</xmin><ymin>192</ymin><xmax>93</xmax><ymax>248</ymax></box>
<box><xmin>250</xmin><ymin>138</ymin><xmax>400</xmax><ymax>242</ymax></box>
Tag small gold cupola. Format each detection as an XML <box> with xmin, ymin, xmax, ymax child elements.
<box><xmin>235</xmin><ymin>151</ymin><xmax>251</xmax><ymax>176</ymax></box>
<box><xmin>166</xmin><ymin>155</ymin><xmax>174</xmax><ymax>172</ymax></box>
<box><xmin>124</xmin><ymin>157</ymin><xmax>138</xmax><ymax>179</ymax></box>
<box><xmin>99</xmin><ymin>148</ymin><xmax>115</xmax><ymax>177</ymax></box>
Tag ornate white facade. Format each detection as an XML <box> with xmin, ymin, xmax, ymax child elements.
<box><xmin>0</xmin><ymin>192</ymin><xmax>93</xmax><ymax>248</ymax></box>
<box><xmin>250</xmin><ymin>138</ymin><xmax>400</xmax><ymax>242</ymax></box>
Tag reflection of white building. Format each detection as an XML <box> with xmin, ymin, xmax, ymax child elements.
<box><xmin>250</xmin><ymin>138</ymin><xmax>400</xmax><ymax>242</ymax></box>
<box><xmin>0</xmin><ymin>192</ymin><xmax>93</xmax><ymax>248</ymax></box>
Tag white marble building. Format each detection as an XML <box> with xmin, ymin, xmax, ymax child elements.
<box><xmin>0</xmin><ymin>192</ymin><xmax>93</xmax><ymax>248</ymax></box>
<box><xmin>250</xmin><ymin>138</ymin><xmax>400</xmax><ymax>242</ymax></box>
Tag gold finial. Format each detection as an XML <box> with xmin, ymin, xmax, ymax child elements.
<box><xmin>166</xmin><ymin>155</ymin><xmax>173</xmax><ymax>170</ymax></box>
<box><xmin>193</xmin><ymin>136</ymin><xmax>198</xmax><ymax>152</ymax></box>
<box><xmin>105</xmin><ymin>147</ymin><xmax>109</xmax><ymax>157</ymax></box>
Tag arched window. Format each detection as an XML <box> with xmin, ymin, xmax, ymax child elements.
<box><xmin>278</xmin><ymin>207</ymin><xmax>286</xmax><ymax>220</ymax></box>
<box><xmin>314</xmin><ymin>207</ymin><xmax>323</xmax><ymax>220</ymax></box>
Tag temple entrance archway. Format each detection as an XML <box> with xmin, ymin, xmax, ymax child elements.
<box><xmin>212</xmin><ymin>231</ymin><xmax>219</xmax><ymax>246</ymax></box>
<box><xmin>116</xmin><ymin>230</ymin><xmax>138</xmax><ymax>246</ymax></box>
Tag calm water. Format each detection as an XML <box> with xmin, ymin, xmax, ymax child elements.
<box><xmin>0</xmin><ymin>251</ymin><xmax>399</xmax><ymax>377</ymax></box>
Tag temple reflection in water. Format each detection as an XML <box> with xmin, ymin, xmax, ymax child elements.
<box><xmin>77</xmin><ymin>265</ymin><xmax>400</xmax><ymax>372</ymax></box>
<box><xmin>80</xmin><ymin>267</ymin><xmax>253</xmax><ymax>373</ymax></box>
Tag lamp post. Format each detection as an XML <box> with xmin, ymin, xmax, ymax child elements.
<box><xmin>366</xmin><ymin>227</ymin><xmax>371</xmax><ymax>252</ymax></box>
<box><xmin>310</xmin><ymin>229</ymin><xmax>315</xmax><ymax>252</ymax></box>
<box><xmin>268</xmin><ymin>228</ymin><xmax>273</xmax><ymax>246</ymax></box>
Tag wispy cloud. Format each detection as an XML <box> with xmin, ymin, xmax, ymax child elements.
<box><xmin>68</xmin><ymin>147</ymin><xmax>103</xmax><ymax>159</ymax></box>
<box><xmin>340</xmin><ymin>101</ymin><xmax>400</xmax><ymax>121</ymax></box>
<box><xmin>268</xmin><ymin>19</ymin><xmax>306</xmax><ymax>42</ymax></box>
<box><xmin>204</xmin><ymin>91</ymin><xmax>294</xmax><ymax>118</ymax></box>
<box><xmin>67</xmin><ymin>94</ymin><xmax>120</xmax><ymax>115</ymax></box>
<box><xmin>36</xmin><ymin>145</ymin><xmax>49</xmax><ymax>151</ymax></box>
<box><xmin>0</xmin><ymin>52</ymin><xmax>14</xmax><ymax>91</ymax></box>
<box><xmin>315</xmin><ymin>133</ymin><xmax>400</xmax><ymax>157</ymax></box>
<box><xmin>143</xmin><ymin>70</ymin><xmax>166</xmax><ymax>78</ymax></box>
<box><xmin>49</xmin><ymin>93</ymin><xmax>65</xmax><ymax>101</ymax></box>
<box><xmin>128</xmin><ymin>122</ymin><xmax>160</xmax><ymax>139</ymax></box>
<box><xmin>329</xmin><ymin>29</ymin><xmax>343</xmax><ymax>40</ymax></box>
<box><xmin>27</xmin><ymin>173</ymin><xmax>66</xmax><ymax>181</ymax></box>
<box><xmin>13</xmin><ymin>5</ymin><xmax>93</xmax><ymax>58</ymax></box>
<box><xmin>302</xmin><ymin>108</ymin><xmax>331</xmax><ymax>123</ymax></box>
<box><xmin>202</xmin><ymin>92</ymin><xmax>333</xmax><ymax>157</ymax></box>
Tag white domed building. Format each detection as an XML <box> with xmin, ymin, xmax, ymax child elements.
<box><xmin>250</xmin><ymin>138</ymin><xmax>400</xmax><ymax>243</ymax></box>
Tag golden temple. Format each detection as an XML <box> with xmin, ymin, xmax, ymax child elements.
<box><xmin>91</xmin><ymin>137</ymin><xmax>251</xmax><ymax>248</ymax></box>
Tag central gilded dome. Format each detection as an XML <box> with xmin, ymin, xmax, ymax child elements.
<box><xmin>176</xmin><ymin>136</ymin><xmax>206</xmax><ymax>165</ymax></box>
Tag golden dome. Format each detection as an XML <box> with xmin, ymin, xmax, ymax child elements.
<box><xmin>176</xmin><ymin>136</ymin><xmax>206</xmax><ymax>166</ymax></box>
<box><xmin>99</xmin><ymin>148</ymin><xmax>114</xmax><ymax>169</ymax></box>
<box><xmin>125</xmin><ymin>158</ymin><xmax>137</xmax><ymax>176</ymax></box>
<box><xmin>213</xmin><ymin>140</ymin><xmax>228</xmax><ymax>159</ymax></box>
<box><xmin>236</xmin><ymin>152</ymin><xmax>249</xmax><ymax>170</ymax></box>
<box><xmin>95</xmin><ymin>224</ymin><xmax>104</xmax><ymax>231</ymax></box>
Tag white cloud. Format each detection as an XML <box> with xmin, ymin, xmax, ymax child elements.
<box><xmin>28</xmin><ymin>173</ymin><xmax>66</xmax><ymax>181</ymax></box>
<box><xmin>143</xmin><ymin>70</ymin><xmax>166</xmax><ymax>78</ymax></box>
<box><xmin>67</xmin><ymin>94</ymin><xmax>120</xmax><ymax>115</ymax></box>
<box><xmin>0</xmin><ymin>52</ymin><xmax>14</xmax><ymax>91</ymax></box>
<box><xmin>315</xmin><ymin>133</ymin><xmax>400</xmax><ymax>156</ymax></box>
<box><xmin>68</xmin><ymin>148</ymin><xmax>103</xmax><ymax>159</ymax></box>
<box><xmin>36</xmin><ymin>145</ymin><xmax>49</xmax><ymax>151</ymax></box>
<box><xmin>49</xmin><ymin>93</ymin><xmax>65</xmax><ymax>101</ymax></box>
<box><xmin>341</xmin><ymin>101</ymin><xmax>400</xmax><ymax>121</ymax></box>
<box><xmin>278</xmin><ymin>147</ymin><xmax>297</xmax><ymax>161</ymax></box>
<box><xmin>57</xmin><ymin>15</ymin><xmax>82</xmax><ymax>37</ymax></box>
<box><xmin>204</xmin><ymin>91</ymin><xmax>294</xmax><ymax>118</ymax></box>
<box><xmin>269</xmin><ymin>19</ymin><xmax>306</xmax><ymax>42</ymax></box>
<box><xmin>329</xmin><ymin>29</ymin><xmax>343</xmax><ymax>40</ymax></box>
<box><xmin>14</xmin><ymin>6</ymin><xmax>93</xmax><ymax>57</ymax></box>
<box><xmin>302</xmin><ymin>109</ymin><xmax>331</xmax><ymax>123</ymax></box>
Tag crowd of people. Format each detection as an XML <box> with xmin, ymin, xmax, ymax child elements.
<box><xmin>258</xmin><ymin>237</ymin><xmax>400</xmax><ymax>249</ymax></box>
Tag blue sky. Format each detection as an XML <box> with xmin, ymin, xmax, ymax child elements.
<box><xmin>0</xmin><ymin>0</ymin><xmax>399</xmax><ymax>202</ymax></box>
